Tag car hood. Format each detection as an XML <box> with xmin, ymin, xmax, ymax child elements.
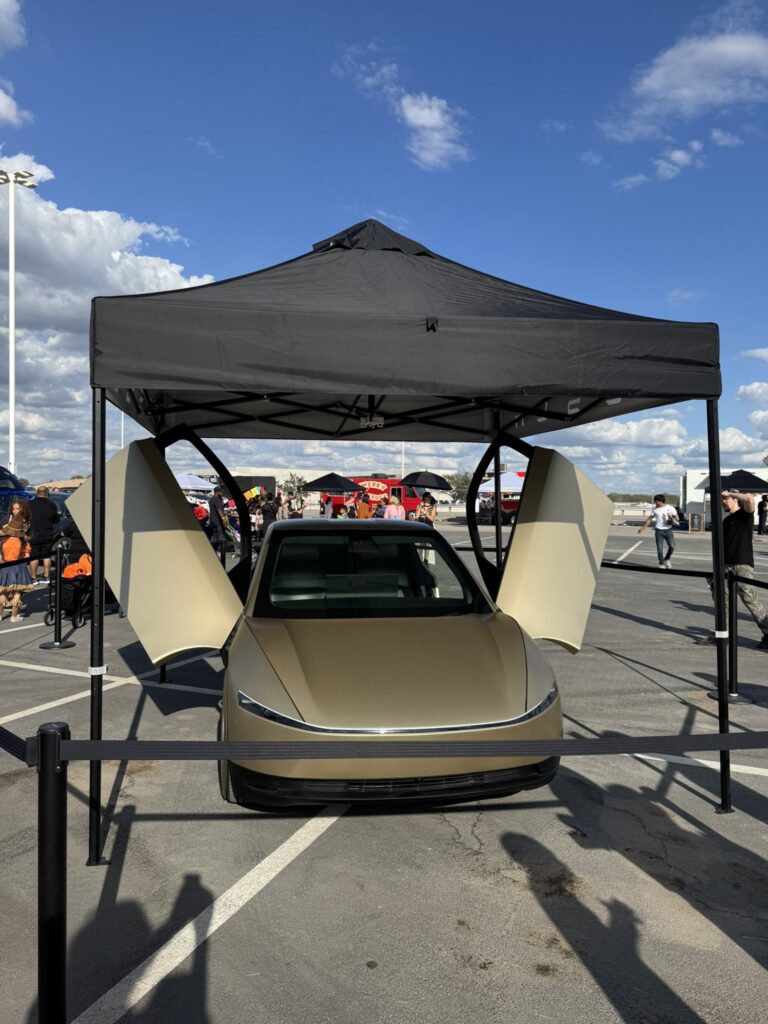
<box><xmin>244</xmin><ymin>614</ymin><xmax>528</xmax><ymax>729</ymax></box>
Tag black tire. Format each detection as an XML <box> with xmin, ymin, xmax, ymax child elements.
<box><xmin>44</xmin><ymin>608</ymin><xmax>56</xmax><ymax>627</ymax></box>
<box><xmin>407</xmin><ymin>510</ymin><xmax>417</xmax><ymax>521</ymax></box>
<box><xmin>73</xmin><ymin>611</ymin><xmax>86</xmax><ymax>629</ymax></box>
<box><xmin>217</xmin><ymin>706</ymin><xmax>238</xmax><ymax>804</ymax></box>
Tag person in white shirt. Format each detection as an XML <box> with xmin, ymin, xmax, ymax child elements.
<box><xmin>638</xmin><ymin>494</ymin><xmax>679</xmax><ymax>569</ymax></box>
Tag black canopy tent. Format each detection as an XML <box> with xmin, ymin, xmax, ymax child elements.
<box><xmin>85</xmin><ymin>219</ymin><xmax>730</xmax><ymax>860</ymax></box>
<box><xmin>93</xmin><ymin>219</ymin><xmax>719</xmax><ymax>442</ymax></box>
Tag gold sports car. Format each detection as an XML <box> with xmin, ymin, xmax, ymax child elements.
<box><xmin>69</xmin><ymin>442</ymin><xmax>613</xmax><ymax>810</ymax></box>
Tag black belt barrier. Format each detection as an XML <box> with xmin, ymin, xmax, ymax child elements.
<box><xmin>49</xmin><ymin>730</ymin><xmax>768</xmax><ymax>761</ymax></box>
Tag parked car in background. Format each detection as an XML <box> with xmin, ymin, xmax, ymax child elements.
<box><xmin>47</xmin><ymin>491</ymin><xmax>77</xmax><ymax>539</ymax></box>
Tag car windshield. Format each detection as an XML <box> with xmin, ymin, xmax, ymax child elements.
<box><xmin>254</xmin><ymin>529</ymin><xmax>490</xmax><ymax>618</ymax></box>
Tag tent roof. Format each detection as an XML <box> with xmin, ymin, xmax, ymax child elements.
<box><xmin>92</xmin><ymin>219</ymin><xmax>721</xmax><ymax>442</ymax></box>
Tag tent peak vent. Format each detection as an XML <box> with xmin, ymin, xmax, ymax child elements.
<box><xmin>312</xmin><ymin>219</ymin><xmax>434</xmax><ymax>257</ymax></box>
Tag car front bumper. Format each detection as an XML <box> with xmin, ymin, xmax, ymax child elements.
<box><xmin>229</xmin><ymin>755</ymin><xmax>560</xmax><ymax>808</ymax></box>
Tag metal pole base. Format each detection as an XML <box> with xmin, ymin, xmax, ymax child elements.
<box><xmin>706</xmin><ymin>690</ymin><xmax>754</xmax><ymax>704</ymax></box>
<box><xmin>715</xmin><ymin>806</ymin><xmax>735</xmax><ymax>814</ymax></box>
<box><xmin>39</xmin><ymin>639</ymin><xmax>77</xmax><ymax>650</ymax></box>
<box><xmin>85</xmin><ymin>856</ymin><xmax>111</xmax><ymax>867</ymax></box>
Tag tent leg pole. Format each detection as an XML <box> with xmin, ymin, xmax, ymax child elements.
<box><xmin>707</xmin><ymin>398</ymin><xmax>732</xmax><ymax>813</ymax></box>
<box><xmin>493</xmin><ymin>416</ymin><xmax>502</xmax><ymax>568</ymax></box>
<box><xmin>87</xmin><ymin>387</ymin><xmax>109</xmax><ymax>864</ymax></box>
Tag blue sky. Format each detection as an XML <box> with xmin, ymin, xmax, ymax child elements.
<box><xmin>1</xmin><ymin>0</ymin><xmax>767</xmax><ymax>491</ymax></box>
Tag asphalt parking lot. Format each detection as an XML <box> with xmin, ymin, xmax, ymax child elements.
<box><xmin>1</xmin><ymin>524</ymin><xmax>767</xmax><ymax>1023</ymax></box>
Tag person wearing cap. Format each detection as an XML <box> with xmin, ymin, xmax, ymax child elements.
<box><xmin>710</xmin><ymin>490</ymin><xmax>768</xmax><ymax>649</ymax></box>
<box><xmin>0</xmin><ymin>503</ymin><xmax>34</xmax><ymax>623</ymax></box>
<box><xmin>28</xmin><ymin>485</ymin><xmax>60</xmax><ymax>583</ymax></box>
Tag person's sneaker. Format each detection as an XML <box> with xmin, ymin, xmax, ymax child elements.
<box><xmin>664</xmin><ymin>560</ymin><xmax>672</xmax><ymax>569</ymax></box>
<box><xmin>658</xmin><ymin>563</ymin><xmax>667</xmax><ymax>570</ymax></box>
<box><xmin>757</xmin><ymin>635</ymin><xmax>768</xmax><ymax>650</ymax></box>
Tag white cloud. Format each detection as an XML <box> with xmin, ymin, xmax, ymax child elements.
<box><xmin>579</xmin><ymin>149</ymin><xmax>604</xmax><ymax>165</ymax></box>
<box><xmin>737</xmin><ymin>382</ymin><xmax>768</xmax><ymax>402</ymax></box>
<box><xmin>373</xmin><ymin>208</ymin><xmax>409</xmax><ymax>231</ymax></box>
<box><xmin>742</xmin><ymin>347</ymin><xmax>768</xmax><ymax>361</ymax></box>
<box><xmin>334</xmin><ymin>46</ymin><xmax>471</xmax><ymax>171</ymax></box>
<box><xmin>0</xmin><ymin>77</ymin><xmax>31</xmax><ymax>126</ymax></box>
<box><xmin>653</xmin><ymin>139</ymin><xmax>706</xmax><ymax>181</ymax></box>
<box><xmin>599</xmin><ymin>2</ymin><xmax>768</xmax><ymax>142</ymax></box>
<box><xmin>612</xmin><ymin>173</ymin><xmax>650</xmax><ymax>191</ymax></box>
<box><xmin>398</xmin><ymin>92</ymin><xmax>470</xmax><ymax>170</ymax></box>
<box><xmin>565</xmin><ymin>416</ymin><xmax>689</xmax><ymax>447</ymax></box>
<box><xmin>667</xmin><ymin>286</ymin><xmax>704</xmax><ymax>304</ymax></box>
<box><xmin>748</xmin><ymin>410</ymin><xmax>768</xmax><ymax>438</ymax></box>
<box><xmin>0</xmin><ymin>152</ymin><xmax>213</xmax><ymax>478</ymax></box>
<box><xmin>711</xmin><ymin>126</ymin><xmax>743</xmax><ymax>145</ymax></box>
<box><xmin>540</xmin><ymin>119</ymin><xmax>572</xmax><ymax>133</ymax></box>
<box><xmin>0</xmin><ymin>1</ymin><xmax>25</xmax><ymax>54</ymax></box>
<box><xmin>190</xmin><ymin>136</ymin><xmax>222</xmax><ymax>160</ymax></box>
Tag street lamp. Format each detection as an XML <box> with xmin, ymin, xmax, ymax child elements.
<box><xmin>0</xmin><ymin>169</ymin><xmax>37</xmax><ymax>474</ymax></box>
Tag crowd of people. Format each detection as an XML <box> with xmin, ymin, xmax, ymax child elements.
<box><xmin>0</xmin><ymin>486</ymin><xmax>61</xmax><ymax>623</ymax></box>
<box><xmin>200</xmin><ymin>484</ymin><xmax>443</xmax><ymax>557</ymax></box>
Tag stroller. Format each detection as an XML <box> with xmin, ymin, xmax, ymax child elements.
<box><xmin>44</xmin><ymin>540</ymin><xmax>92</xmax><ymax>629</ymax></box>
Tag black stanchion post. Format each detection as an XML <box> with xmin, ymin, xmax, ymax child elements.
<box><xmin>38</xmin><ymin>722</ymin><xmax>69</xmax><ymax>1024</ymax></box>
<box><xmin>706</xmin><ymin>398</ymin><xmax>732</xmax><ymax>813</ymax></box>
<box><xmin>728</xmin><ymin>570</ymin><xmax>739</xmax><ymax>698</ymax></box>
<box><xmin>40</xmin><ymin>541</ymin><xmax>75</xmax><ymax>651</ymax></box>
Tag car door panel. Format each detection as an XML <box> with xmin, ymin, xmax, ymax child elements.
<box><xmin>495</xmin><ymin>448</ymin><xmax>613</xmax><ymax>653</ymax></box>
<box><xmin>68</xmin><ymin>439</ymin><xmax>242</xmax><ymax>664</ymax></box>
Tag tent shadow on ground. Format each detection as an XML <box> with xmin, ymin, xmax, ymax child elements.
<box><xmin>543</xmin><ymin>755</ymin><xmax>768</xmax><ymax>971</ymax></box>
<box><xmin>693</xmin><ymin>672</ymin><xmax>768</xmax><ymax>709</ymax></box>
<box><xmin>26</xmin><ymin>804</ymin><xmax>213</xmax><ymax>1024</ymax></box>
<box><xmin>500</xmin><ymin>828</ymin><xmax>709</xmax><ymax>1023</ymax></box>
<box><xmin>590</xmin><ymin>603</ymin><xmax>709</xmax><ymax>641</ymax></box>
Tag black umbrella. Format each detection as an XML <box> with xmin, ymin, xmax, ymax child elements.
<box><xmin>400</xmin><ymin>471</ymin><xmax>452</xmax><ymax>492</ymax></box>
<box><xmin>303</xmin><ymin>472</ymin><xmax>365</xmax><ymax>494</ymax></box>
<box><xmin>718</xmin><ymin>469</ymin><xmax>768</xmax><ymax>492</ymax></box>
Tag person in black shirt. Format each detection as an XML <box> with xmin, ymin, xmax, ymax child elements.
<box><xmin>718</xmin><ymin>491</ymin><xmax>768</xmax><ymax>648</ymax></box>
<box><xmin>758</xmin><ymin>494</ymin><xmax>768</xmax><ymax>535</ymax></box>
<box><xmin>28</xmin><ymin>486</ymin><xmax>60</xmax><ymax>582</ymax></box>
<box><xmin>260</xmin><ymin>492</ymin><xmax>279</xmax><ymax>536</ymax></box>
<box><xmin>208</xmin><ymin>487</ymin><xmax>227</xmax><ymax>554</ymax></box>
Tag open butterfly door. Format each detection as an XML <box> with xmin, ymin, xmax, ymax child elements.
<box><xmin>495</xmin><ymin>448</ymin><xmax>613</xmax><ymax>653</ymax></box>
<box><xmin>68</xmin><ymin>439</ymin><xmax>243</xmax><ymax>664</ymax></box>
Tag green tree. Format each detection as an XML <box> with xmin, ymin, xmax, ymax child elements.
<box><xmin>280</xmin><ymin>472</ymin><xmax>307</xmax><ymax>493</ymax></box>
<box><xmin>445</xmin><ymin>471</ymin><xmax>472</xmax><ymax>502</ymax></box>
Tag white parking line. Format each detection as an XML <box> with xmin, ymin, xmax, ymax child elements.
<box><xmin>612</xmin><ymin>540</ymin><xmax>643</xmax><ymax>563</ymax></box>
<box><xmin>632</xmin><ymin>753</ymin><xmax>768</xmax><ymax>777</ymax></box>
<box><xmin>0</xmin><ymin>653</ymin><xmax>221</xmax><ymax>724</ymax></box>
<box><xmin>71</xmin><ymin>805</ymin><xmax>348</xmax><ymax>1024</ymax></box>
<box><xmin>0</xmin><ymin>620</ymin><xmax>49</xmax><ymax>633</ymax></box>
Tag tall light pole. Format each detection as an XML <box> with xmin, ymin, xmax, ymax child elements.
<box><xmin>0</xmin><ymin>169</ymin><xmax>36</xmax><ymax>474</ymax></box>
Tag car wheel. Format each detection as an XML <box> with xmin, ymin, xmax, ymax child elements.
<box><xmin>218</xmin><ymin>759</ymin><xmax>237</xmax><ymax>803</ymax></box>
<box><xmin>407</xmin><ymin>510</ymin><xmax>417</xmax><ymax>520</ymax></box>
<box><xmin>217</xmin><ymin>705</ymin><xmax>238</xmax><ymax>804</ymax></box>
